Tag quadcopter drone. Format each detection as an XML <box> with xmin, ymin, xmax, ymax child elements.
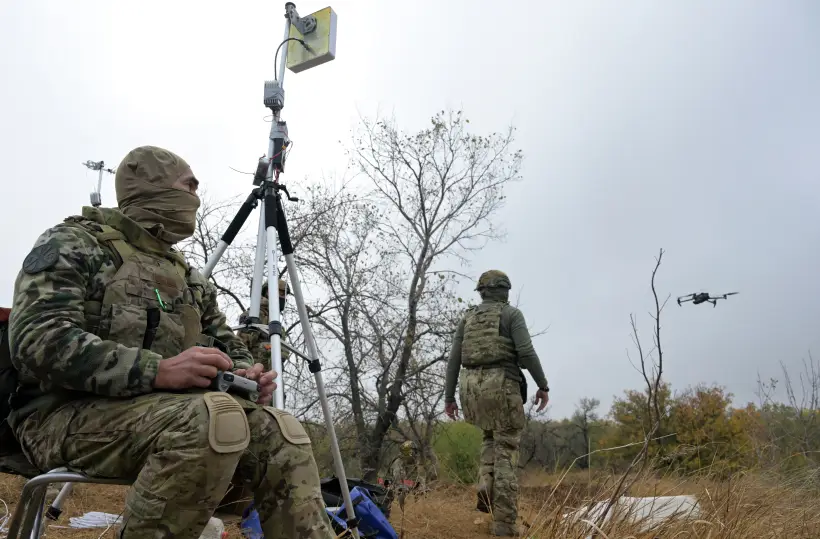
<box><xmin>677</xmin><ymin>291</ymin><xmax>738</xmax><ymax>308</ymax></box>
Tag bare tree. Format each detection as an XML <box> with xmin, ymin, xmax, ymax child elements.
<box><xmin>293</xmin><ymin>190</ymin><xmax>390</xmax><ymax>449</ymax></box>
<box><xmin>594</xmin><ymin>248</ymin><xmax>670</xmax><ymax>533</ymax></box>
<box><xmin>572</xmin><ymin>397</ymin><xmax>601</xmax><ymax>469</ymax></box>
<box><xmin>297</xmin><ymin>194</ymin><xmax>465</xmax><ymax>476</ymax></box>
<box><xmin>179</xmin><ymin>190</ymin><xmax>256</xmax><ymax>320</ymax></box>
<box><xmin>347</xmin><ymin>109</ymin><xmax>523</xmax><ymax>480</ymax></box>
<box><xmin>178</xmin><ymin>180</ymin><xmax>365</xmax><ymax>417</ymax></box>
<box><xmin>756</xmin><ymin>353</ymin><xmax>820</xmax><ymax>466</ymax></box>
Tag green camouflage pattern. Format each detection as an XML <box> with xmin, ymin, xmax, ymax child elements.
<box><xmin>7</xmin><ymin>206</ymin><xmax>254</xmax><ymax>427</ymax></box>
<box><xmin>475</xmin><ymin>270</ymin><xmax>511</xmax><ymax>291</ymax></box>
<box><xmin>459</xmin><ymin>367</ymin><xmax>524</xmax><ymax>530</ymax></box>
<box><xmin>237</xmin><ymin>297</ymin><xmax>291</xmax><ymax>370</ymax></box>
<box><xmin>460</xmin><ymin>302</ymin><xmax>517</xmax><ymax>367</ymax></box>
<box><xmin>15</xmin><ymin>391</ymin><xmax>333</xmax><ymax>539</ymax></box>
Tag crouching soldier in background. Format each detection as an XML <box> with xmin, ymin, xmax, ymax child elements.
<box><xmin>237</xmin><ymin>279</ymin><xmax>292</xmax><ymax>370</ymax></box>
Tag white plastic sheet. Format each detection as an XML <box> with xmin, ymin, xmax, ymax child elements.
<box><xmin>564</xmin><ymin>494</ymin><xmax>701</xmax><ymax>535</ymax></box>
<box><xmin>63</xmin><ymin>512</ymin><xmax>224</xmax><ymax>539</ymax></box>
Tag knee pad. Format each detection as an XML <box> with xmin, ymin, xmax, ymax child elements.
<box><xmin>203</xmin><ymin>392</ymin><xmax>251</xmax><ymax>454</ymax></box>
<box><xmin>261</xmin><ymin>407</ymin><xmax>312</xmax><ymax>445</ymax></box>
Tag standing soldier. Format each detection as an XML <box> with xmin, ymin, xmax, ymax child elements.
<box><xmin>237</xmin><ymin>279</ymin><xmax>292</xmax><ymax>370</ymax></box>
<box><xmin>444</xmin><ymin>270</ymin><xmax>549</xmax><ymax>537</ymax></box>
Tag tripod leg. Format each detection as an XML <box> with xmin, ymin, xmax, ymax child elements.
<box><xmin>202</xmin><ymin>189</ymin><xmax>262</xmax><ymax>280</ymax></box>
<box><xmin>274</xmin><ymin>195</ymin><xmax>361</xmax><ymax>539</ymax></box>
<box><xmin>246</xmin><ymin>199</ymin><xmax>268</xmax><ymax>321</ymax></box>
<box><xmin>263</xmin><ymin>187</ymin><xmax>285</xmax><ymax>409</ymax></box>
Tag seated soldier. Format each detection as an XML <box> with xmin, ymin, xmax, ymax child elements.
<box><xmin>237</xmin><ymin>279</ymin><xmax>291</xmax><ymax>370</ymax></box>
<box><xmin>6</xmin><ymin>146</ymin><xmax>334</xmax><ymax>539</ymax></box>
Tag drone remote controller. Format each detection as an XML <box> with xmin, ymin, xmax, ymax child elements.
<box><xmin>209</xmin><ymin>371</ymin><xmax>260</xmax><ymax>402</ymax></box>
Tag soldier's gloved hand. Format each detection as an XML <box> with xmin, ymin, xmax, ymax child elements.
<box><xmin>153</xmin><ymin>346</ymin><xmax>233</xmax><ymax>390</ymax></box>
<box><xmin>235</xmin><ymin>363</ymin><xmax>279</xmax><ymax>405</ymax></box>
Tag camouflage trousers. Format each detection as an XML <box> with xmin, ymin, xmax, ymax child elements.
<box><xmin>459</xmin><ymin>367</ymin><xmax>525</xmax><ymax>533</ymax></box>
<box><xmin>15</xmin><ymin>391</ymin><xmax>334</xmax><ymax>539</ymax></box>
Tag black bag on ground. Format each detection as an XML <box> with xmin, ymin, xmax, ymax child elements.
<box><xmin>320</xmin><ymin>476</ymin><xmax>392</xmax><ymax>519</ymax></box>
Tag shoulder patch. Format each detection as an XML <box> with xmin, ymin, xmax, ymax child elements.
<box><xmin>22</xmin><ymin>240</ymin><xmax>60</xmax><ymax>274</ymax></box>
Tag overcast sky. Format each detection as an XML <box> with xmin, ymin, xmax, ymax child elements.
<box><xmin>1</xmin><ymin>1</ymin><xmax>818</xmax><ymax>419</ymax></box>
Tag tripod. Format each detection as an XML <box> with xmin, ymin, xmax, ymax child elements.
<box><xmin>200</xmin><ymin>3</ymin><xmax>361</xmax><ymax>536</ymax></box>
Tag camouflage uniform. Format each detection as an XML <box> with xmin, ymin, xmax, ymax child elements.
<box><xmin>237</xmin><ymin>280</ymin><xmax>291</xmax><ymax>371</ymax></box>
<box><xmin>444</xmin><ymin>270</ymin><xmax>549</xmax><ymax>537</ymax></box>
<box><xmin>387</xmin><ymin>441</ymin><xmax>423</xmax><ymax>510</ymax></box>
<box><xmin>7</xmin><ymin>146</ymin><xmax>333</xmax><ymax>539</ymax></box>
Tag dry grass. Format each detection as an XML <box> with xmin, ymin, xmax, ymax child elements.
<box><xmin>2</xmin><ymin>469</ymin><xmax>819</xmax><ymax>538</ymax></box>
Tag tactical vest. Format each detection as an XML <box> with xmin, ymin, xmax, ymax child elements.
<box><xmin>1</xmin><ymin>211</ymin><xmax>211</xmax><ymax>458</ymax></box>
<box><xmin>64</xmin><ymin>211</ymin><xmax>207</xmax><ymax>358</ymax></box>
<box><xmin>460</xmin><ymin>302</ymin><xmax>517</xmax><ymax>367</ymax></box>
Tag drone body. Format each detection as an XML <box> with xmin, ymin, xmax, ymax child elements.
<box><xmin>677</xmin><ymin>291</ymin><xmax>738</xmax><ymax>308</ymax></box>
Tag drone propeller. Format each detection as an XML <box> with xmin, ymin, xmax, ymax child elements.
<box><xmin>723</xmin><ymin>292</ymin><xmax>739</xmax><ymax>296</ymax></box>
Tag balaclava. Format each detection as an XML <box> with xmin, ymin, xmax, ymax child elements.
<box><xmin>115</xmin><ymin>146</ymin><xmax>201</xmax><ymax>245</ymax></box>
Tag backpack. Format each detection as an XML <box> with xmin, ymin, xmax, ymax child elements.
<box><xmin>320</xmin><ymin>476</ymin><xmax>392</xmax><ymax>519</ymax></box>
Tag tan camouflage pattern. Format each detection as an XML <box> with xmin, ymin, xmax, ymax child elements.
<box><xmin>475</xmin><ymin>270</ymin><xmax>511</xmax><ymax>290</ymax></box>
<box><xmin>459</xmin><ymin>367</ymin><xmax>524</xmax><ymax>530</ymax></box>
<box><xmin>237</xmin><ymin>296</ymin><xmax>291</xmax><ymax>371</ymax></box>
<box><xmin>7</xmin><ymin>207</ymin><xmax>255</xmax><ymax>427</ymax></box>
<box><xmin>115</xmin><ymin>146</ymin><xmax>201</xmax><ymax>245</ymax></box>
<box><xmin>460</xmin><ymin>302</ymin><xmax>517</xmax><ymax>367</ymax></box>
<box><xmin>15</xmin><ymin>391</ymin><xmax>334</xmax><ymax>539</ymax></box>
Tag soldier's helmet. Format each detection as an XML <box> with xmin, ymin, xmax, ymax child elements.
<box><xmin>260</xmin><ymin>279</ymin><xmax>290</xmax><ymax>298</ymax></box>
<box><xmin>400</xmin><ymin>440</ymin><xmax>417</xmax><ymax>457</ymax></box>
<box><xmin>475</xmin><ymin>270</ymin><xmax>511</xmax><ymax>291</ymax></box>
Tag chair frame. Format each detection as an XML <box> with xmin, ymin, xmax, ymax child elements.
<box><xmin>6</xmin><ymin>468</ymin><xmax>130</xmax><ymax>539</ymax></box>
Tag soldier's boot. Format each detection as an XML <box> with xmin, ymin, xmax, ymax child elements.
<box><xmin>490</xmin><ymin>521</ymin><xmax>526</xmax><ymax>537</ymax></box>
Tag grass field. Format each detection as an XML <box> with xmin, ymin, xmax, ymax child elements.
<box><xmin>3</xmin><ymin>469</ymin><xmax>820</xmax><ymax>538</ymax></box>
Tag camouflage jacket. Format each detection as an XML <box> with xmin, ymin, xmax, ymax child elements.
<box><xmin>389</xmin><ymin>456</ymin><xmax>418</xmax><ymax>490</ymax></box>
<box><xmin>7</xmin><ymin>207</ymin><xmax>253</xmax><ymax>428</ymax></box>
